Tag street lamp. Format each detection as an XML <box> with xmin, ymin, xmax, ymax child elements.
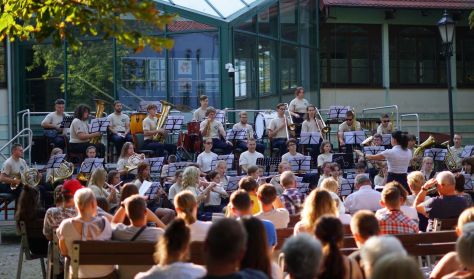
<box><xmin>437</xmin><ymin>10</ymin><xmax>455</xmax><ymax>142</ymax></box>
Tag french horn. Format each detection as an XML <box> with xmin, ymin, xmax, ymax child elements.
<box><xmin>21</xmin><ymin>169</ymin><xmax>41</xmax><ymax>187</ymax></box>
<box><xmin>47</xmin><ymin>161</ymin><xmax>74</xmax><ymax>184</ymax></box>
<box><xmin>125</xmin><ymin>153</ymin><xmax>145</xmax><ymax>172</ymax></box>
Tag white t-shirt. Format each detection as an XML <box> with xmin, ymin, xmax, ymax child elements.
<box><xmin>70</xmin><ymin>118</ymin><xmax>90</xmax><ymax>143</ymax></box>
<box><xmin>377</xmin><ymin>123</ymin><xmax>392</xmax><ymax>134</ymax></box>
<box><xmin>107</xmin><ymin>112</ymin><xmax>130</xmax><ymax>134</ymax></box>
<box><xmin>239</xmin><ymin>151</ymin><xmax>264</xmax><ymax>167</ymax></box>
<box><xmin>205</xmin><ymin>185</ymin><xmax>228</xmax><ymax>206</ymax></box>
<box><xmin>200</xmin><ymin>119</ymin><xmax>224</xmax><ymax>140</ymax></box>
<box><xmin>193</xmin><ymin>108</ymin><xmax>207</xmax><ymax>122</ymax></box>
<box><xmin>189</xmin><ymin>220</ymin><xmax>212</xmax><ymax>242</ymax></box>
<box><xmin>254</xmin><ymin>208</ymin><xmax>290</xmax><ymax>229</ymax></box>
<box><xmin>317</xmin><ymin>153</ymin><xmax>333</xmax><ymax>167</ymax></box>
<box><xmin>41</xmin><ymin>111</ymin><xmax>69</xmax><ymax>134</ymax></box>
<box><xmin>281</xmin><ymin>152</ymin><xmax>304</xmax><ymax>162</ymax></box>
<box><xmin>142</xmin><ymin>116</ymin><xmax>158</xmax><ymax>141</ymax></box>
<box><xmin>301</xmin><ymin>119</ymin><xmax>320</xmax><ymax>133</ymax></box>
<box><xmin>289</xmin><ymin>98</ymin><xmax>309</xmax><ymax>113</ymax></box>
<box><xmin>1</xmin><ymin>157</ymin><xmax>28</xmax><ymax>177</ymax></box>
<box><xmin>338</xmin><ymin>121</ymin><xmax>361</xmax><ymax>133</ymax></box>
<box><xmin>168</xmin><ymin>183</ymin><xmax>184</xmax><ymax>201</ymax></box>
<box><xmin>135</xmin><ymin>262</ymin><xmax>206</xmax><ymax>279</ymax></box>
<box><xmin>232</xmin><ymin>122</ymin><xmax>254</xmax><ymax>140</ymax></box>
<box><xmin>269</xmin><ymin>117</ymin><xmax>287</xmax><ymax>139</ymax></box>
<box><xmin>380</xmin><ymin>145</ymin><xmax>412</xmax><ymax>174</ymax></box>
<box><xmin>196</xmin><ymin>151</ymin><xmax>218</xmax><ymax>172</ymax></box>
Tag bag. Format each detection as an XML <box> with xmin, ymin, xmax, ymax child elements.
<box><xmin>44</xmin><ymin>129</ymin><xmax>58</xmax><ymax>138</ymax></box>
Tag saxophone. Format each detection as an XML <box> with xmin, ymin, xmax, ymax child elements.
<box><xmin>90</xmin><ymin>99</ymin><xmax>106</xmax><ymax>144</ymax></box>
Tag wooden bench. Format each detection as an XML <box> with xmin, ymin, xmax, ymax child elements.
<box><xmin>288</xmin><ymin>214</ymin><xmax>300</xmax><ymax>228</ymax></box>
<box><xmin>433</xmin><ymin>218</ymin><xmax>458</xmax><ymax>231</ymax></box>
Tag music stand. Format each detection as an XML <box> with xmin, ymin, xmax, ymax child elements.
<box><xmin>167</xmin><ymin>162</ymin><xmax>193</xmax><ymax>177</ymax></box>
<box><xmin>211</xmin><ymin>154</ymin><xmax>235</xmax><ymax>171</ymax></box>
<box><xmin>146</xmin><ymin>157</ymin><xmax>165</xmax><ymax>175</ymax></box>
<box><xmin>340</xmin><ymin>179</ymin><xmax>354</xmax><ymax>197</ymax></box>
<box><xmin>288</xmin><ymin>156</ymin><xmax>311</xmax><ymax>174</ymax></box>
<box><xmin>463</xmin><ymin>174</ymin><xmax>473</xmax><ymax>191</ymax></box>
<box><xmin>344</xmin><ymin>131</ymin><xmax>366</xmax><ymax>146</ymax></box>
<box><xmin>60</xmin><ymin>116</ymin><xmax>74</xmax><ymax>129</ymax></box>
<box><xmin>297</xmin><ymin>182</ymin><xmax>310</xmax><ymax>195</ymax></box>
<box><xmin>226</xmin><ymin>129</ymin><xmax>247</xmax><ymax>142</ymax></box>
<box><xmin>300</xmin><ymin>132</ymin><xmax>321</xmax><ymax>145</ymax></box>
<box><xmin>363</xmin><ymin>146</ymin><xmax>386</xmax><ymax>155</ymax></box>
<box><xmin>89</xmin><ymin>117</ymin><xmax>110</xmax><ymax>133</ymax></box>
<box><xmin>164</xmin><ymin>116</ymin><xmax>184</xmax><ymax>133</ymax></box>
<box><xmin>80</xmin><ymin>158</ymin><xmax>104</xmax><ymax>174</ymax></box>
<box><xmin>424</xmin><ymin>148</ymin><xmax>447</xmax><ymax>162</ymax></box>
<box><xmin>45</xmin><ymin>154</ymin><xmax>66</xmax><ymax>170</ymax></box>
<box><xmin>226</xmin><ymin>175</ymin><xmax>244</xmax><ymax>193</ymax></box>
<box><xmin>332</xmin><ymin>153</ymin><xmax>354</xmax><ymax>169</ymax></box>
<box><xmin>215</xmin><ymin>110</ymin><xmax>225</xmax><ymax>124</ymax></box>
<box><xmin>461</xmin><ymin>145</ymin><xmax>474</xmax><ymax>158</ymax></box>
<box><xmin>382</xmin><ymin>134</ymin><xmax>392</xmax><ymax>146</ymax></box>
<box><xmin>256</xmin><ymin>157</ymin><xmax>281</xmax><ymax>175</ymax></box>
<box><xmin>328</xmin><ymin>106</ymin><xmax>351</xmax><ymax>121</ymax></box>
<box><xmin>139</xmin><ymin>180</ymin><xmax>162</xmax><ymax>200</ymax></box>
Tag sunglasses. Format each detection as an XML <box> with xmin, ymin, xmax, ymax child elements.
<box><xmin>382</xmin><ymin>120</ymin><xmax>390</xmax><ymax>123</ymax></box>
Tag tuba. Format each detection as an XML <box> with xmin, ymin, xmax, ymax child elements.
<box><xmin>152</xmin><ymin>100</ymin><xmax>172</xmax><ymax>142</ymax></box>
<box><xmin>21</xmin><ymin>169</ymin><xmax>41</xmax><ymax>187</ymax></box>
<box><xmin>90</xmin><ymin>99</ymin><xmax>106</xmax><ymax>144</ymax></box>
<box><xmin>441</xmin><ymin>141</ymin><xmax>460</xmax><ymax>171</ymax></box>
<box><xmin>412</xmin><ymin>135</ymin><xmax>436</xmax><ymax>169</ymax></box>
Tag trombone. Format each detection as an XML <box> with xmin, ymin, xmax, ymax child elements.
<box><xmin>315</xmin><ymin>108</ymin><xmax>331</xmax><ymax>136</ymax></box>
<box><xmin>284</xmin><ymin>105</ymin><xmax>296</xmax><ymax>140</ymax></box>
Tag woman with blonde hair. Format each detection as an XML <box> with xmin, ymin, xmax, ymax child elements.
<box><xmin>181</xmin><ymin>166</ymin><xmax>214</xmax><ymax>204</ymax></box>
<box><xmin>293</xmin><ymin>189</ymin><xmax>338</xmax><ymax>235</ymax></box>
<box><xmin>88</xmin><ymin>168</ymin><xmax>118</xmax><ymax>209</ymax></box>
<box><xmin>174</xmin><ymin>191</ymin><xmax>211</xmax><ymax>242</ymax></box>
<box><xmin>320</xmin><ymin>178</ymin><xmax>351</xmax><ymax>224</ymax></box>
<box><xmin>116</xmin><ymin>142</ymin><xmax>143</xmax><ymax>178</ymax></box>
<box><xmin>406</xmin><ymin>171</ymin><xmax>426</xmax><ymax>206</ymax></box>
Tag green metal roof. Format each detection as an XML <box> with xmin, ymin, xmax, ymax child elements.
<box><xmin>155</xmin><ymin>0</ymin><xmax>276</xmax><ymax>23</ymax></box>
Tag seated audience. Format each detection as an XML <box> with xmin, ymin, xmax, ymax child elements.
<box><xmin>415</xmin><ymin>171</ymin><xmax>468</xmax><ymax>231</ymax></box>
<box><xmin>174</xmin><ymin>191</ymin><xmax>211</xmax><ymax>242</ymax></box>
<box><xmin>320</xmin><ymin>177</ymin><xmax>350</xmax><ymax>222</ymax></box>
<box><xmin>228</xmin><ymin>190</ymin><xmax>277</xmax><ymax>248</ymax></box>
<box><xmin>344</xmin><ymin>174</ymin><xmax>381</xmax><ymax>214</ymax></box>
<box><xmin>376</xmin><ymin>184</ymin><xmax>418</xmax><ymax>234</ymax></box>
<box><xmin>349</xmin><ymin>210</ymin><xmax>380</xmax><ymax>272</ymax></box>
<box><xmin>454</xmin><ymin>172</ymin><xmax>473</xmax><ymax>207</ymax></box>
<box><xmin>240</xmin><ymin>217</ymin><xmax>282</xmax><ymax>279</ymax></box>
<box><xmin>279</xmin><ymin>171</ymin><xmax>306</xmax><ymax>215</ymax></box>
<box><xmin>430</xmin><ymin>207</ymin><xmax>474</xmax><ymax>279</ymax></box>
<box><xmin>406</xmin><ymin>171</ymin><xmax>426</xmax><ymax>206</ymax></box>
<box><xmin>57</xmin><ymin>188</ymin><xmax>115</xmax><ymax>278</ymax></box>
<box><xmin>239</xmin><ymin>176</ymin><xmax>261</xmax><ymax>215</ymax></box>
<box><xmin>254</xmin><ymin>184</ymin><xmax>290</xmax><ymax>229</ymax></box>
<box><xmin>96</xmin><ymin>197</ymin><xmax>110</xmax><ymax>212</ymax></box>
<box><xmin>135</xmin><ymin>218</ymin><xmax>206</xmax><ymax>279</ymax></box>
<box><xmin>442</xmin><ymin>223</ymin><xmax>474</xmax><ymax>279</ymax></box>
<box><xmin>112</xmin><ymin>194</ymin><xmax>165</xmax><ymax>278</ymax></box>
<box><xmin>294</xmin><ymin>189</ymin><xmax>338</xmax><ymax>235</ymax></box>
<box><xmin>269</xmin><ymin>161</ymin><xmax>290</xmax><ymax>195</ymax></box>
<box><xmin>376</xmin><ymin>181</ymin><xmax>418</xmax><ymax>222</ymax></box>
<box><xmin>314</xmin><ymin>216</ymin><xmax>363</xmax><ymax>279</ymax></box>
<box><xmin>201</xmin><ymin>218</ymin><xmax>267</xmax><ymax>279</ymax></box>
<box><xmin>279</xmin><ymin>234</ymin><xmax>323</xmax><ymax>279</ymax></box>
<box><xmin>371</xmin><ymin>255</ymin><xmax>423</xmax><ymax>279</ymax></box>
<box><xmin>360</xmin><ymin>235</ymin><xmax>407</xmax><ymax>278</ymax></box>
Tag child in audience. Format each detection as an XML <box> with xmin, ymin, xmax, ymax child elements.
<box><xmin>254</xmin><ymin>184</ymin><xmax>290</xmax><ymax>229</ymax></box>
<box><xmin>238</xmin><ymin>176</ymin><xmax>261</xmax><ymax>214</ymax></box>
<box><xmin>174</xmin><ymin>191</ymin><xmax>211</xmax><ymax>242</ymax></box>
<box><xmin>376</xmin><ymin>181</ymin><xmax>418</xmax><ymax>222</ymax></box>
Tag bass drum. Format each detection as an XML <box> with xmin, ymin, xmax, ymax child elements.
<box><xmin>130</xmin><ymin>112</ymin><xmax>147</xmax><ymax>134</ymax></box>
<box><xmin>254</xmin><ymin>111</ymin><xmax>278</xmax><ymax>139</ymax></box>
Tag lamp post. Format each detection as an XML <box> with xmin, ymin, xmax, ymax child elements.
<box><xmin>437</xmin><ymin>10</ymin><xmax>455</xmax><ymax>142</ymax></box>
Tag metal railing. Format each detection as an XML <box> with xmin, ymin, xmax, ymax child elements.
<box><xmin>400</xmin><ymin>113</ymin><xmax>420</xmax><ymax>144</ymax></box>
<box><xmin>0</xmin><ymin>128</ymin><xmax>34</xmax><ymax>162</ymax></box>
<box><xmin>361</xmin><ymin>105</ymin><xmax>400</xmax><ymax>130</ymax></box>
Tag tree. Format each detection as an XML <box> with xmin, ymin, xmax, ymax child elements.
<box><xmin>0</xmin><ymin>0</ymin><xmax>175</xmax><ymax>52</ymax></box>
<box><xmin>470</xmin><ymin>11</ymin><xmax>474</xmax><ymax>29</ymax></box>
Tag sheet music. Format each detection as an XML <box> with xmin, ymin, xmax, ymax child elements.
<box><xmin>332</xmin><ymin>153</ymin><xmax>354</xmax><ymax>169</ymax></box>
<box><xmin>300</xmin><ymin>132</ymin><xmax>321</xmax><ymax>145</ymax></box>
<box><xmin>164</xmin><ymin>115</ymin><xmax>184</xmax><ymax>131</ymax></box>
<box><xmin>215</xmin><ymin>110</ymin><xmax>226</xmax><ymax>124</ymax></box>
<box><xmin>463</xmin><ymin>174</ymin><xmax>473</xmax><ymax>191</ymax></box>
<box><xmin>363</xmin><ymin>146</ymin><xmax>385</xmax><ymax>155</ymax></box>
<box><xmin>461</xmin><ymin>145</ymin><xmax>474</xmax><ymax>158</ymax></box>
<box><xmin>139</xmin><ymin>180</ymin><xmax>153</xmax><ymax>196</ymax></box>
<box><xmin>146</xmin><ymin>157</ymin><xmax>165</xmax><ymax>173</ymax></box>
<box><xmin>424</xmin><ymin>148</ymin><xmax>447</xmax><ymax>161</ymax></box>
<box><xmin>89</xmin><ymin>117</ymin><xmax>110</xmax><ymax>133</ymax></box>
<box><xmin>60</xmin><ymin>116</ymin><xmax>74</xmax><ymax>129</ymax></box>
<box><xmin>226</xmin><ymin>129</ymin><xmax>247</xmax><ymax>141</ymax></box>
<box><xmin>211</xmin><ymin>154</ymin><xmax>234</xmax><ymax>171</ymax></box>
<box><xmin>80</xmin><ymin>158</ymin><xmax>104</xmax><ymax>173</ymax></box>
<box><xmin>256</xmin><ymin>158</ymin><xmax>281</xmax><ymax>175</ymax></box>
<box><xmin>45</xmin><ymin>154</ymin><xmax>66</xmax><ymax>169</ymax></box>
<box><xmin>328</xmin><ymin>106</ymin><xmax>351</xmax><ymax>120</ymax></box>
<box><xmin>227</xmin><ymin>175</ymin><xmax>244</xmax><ymax>192</ymax></box>
<box><xmin>344</xmin><ymin>131</ymin><xmax>366</xmax><ymax>145</ymax></box>
<box><xmin>288</xmin><ymin>156</ymin><xmax>311</xmax><ymax>173</ymax></box>
<box><xmin>381</xmin><ymin>134</ymin><xmax>392</xmax><ymax>146</ymax></box>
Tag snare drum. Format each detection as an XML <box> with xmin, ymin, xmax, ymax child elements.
<box><xmin>187</xmin><ymin>121</ymin><xmax>200</xmax><ymax>135</ymax></box>
<box><xmin>130</xmin><ymin>112</ymin><xmax>147</xmax><ymax>134</ymax></box>
<box><xmin>254</xmin><ymin>111</ymin><xmax>278</xmax><ymax>139</ymax></box>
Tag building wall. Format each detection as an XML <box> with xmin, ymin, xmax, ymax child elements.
<box><xmin>0</xmin><ymin>88</ymin><xmax>10</xmax><ymax>155</ymax></box>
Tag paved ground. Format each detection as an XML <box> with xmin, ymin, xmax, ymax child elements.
<box><xmin>0</xmin><ymin>226</ymin><xmax>43</xmax><ymax>279</ymax></box>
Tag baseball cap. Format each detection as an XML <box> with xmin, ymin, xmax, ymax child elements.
<box><xmin>62</xmin><ymin>179</ymin><xmax>84</xmax><ymax>197</ymax></box>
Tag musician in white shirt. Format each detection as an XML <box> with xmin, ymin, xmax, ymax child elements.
<box><xmin>232</xmin><ymin>111</ymin><xmax>265</xmax><ymax>154</ymax></box>
<box><xmin>450</xmin><ymin>134</ymin><xmax>464</xmax><ymax>167</ymax></box>
<box><xmin>41</xmin><ymin>98</ymin><xmax>69</xmax><ymax>149</ymax></box>
<box><xmin>338</xmin><ymin>110</ymin><xmax>361</xmax><ymax>153</ymax></box>
<box><xmin>281</xmin><ymin>139</ymin><xmax>303</xmax><ymax>162</ymax></box>
<box><xmin>107</xmin><ymin>100</ymin><xmax>132</xmax><ymax>154</ymax></box>
<box><xmin>239</xmin><ymin>139</ymin><xmax>264</xmax><ymax>173</ymax></box>
<box><xmin>142</xmin><ymin>103</ymin><xmax>177</xmax><ymax>157</ymax></box>
<box><xmin>199</xmin><ymin>107</ymin><xmax>232</xmax><ymax>155</ymax></box>
<box><xmin>192</xmin><ymin>95</ymin><xmax>209</xmax><ymax>122</ymax></box>
<box><xmin>0</xmin><ymin>144</ymin><xmax>30</xmax><ymax>197</ymax></box>
<box><xmin>196</xmin><ymin>139</ymin><xmax>218</xmax><ymax>173</ymax></box>
<box><xmin>288</xmin><ymin>87</ymin><xmax>309</xmax><ymax>136</ymax></box>
<box><xmin>376</xmin><ymin>113</ymin><xmax>393</xmax><ymax>135</ymax></box>
<box><xmin>268</xmin><ymin>103</ymin><xmax>289</xmax><ymax>156</ymax></box>
<box><xmin>69</xmin><ymin>104</ymin><xmax>105</xmax><ymax>157</ymax></box>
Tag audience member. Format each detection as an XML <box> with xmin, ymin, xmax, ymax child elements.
<box><xmin>371</xmin><ymin>255</ymin><xmax>423</xmax><ymax>279</ymax></box>
<box><xmin>57</xmin><ymin>188</ymin><xmax>115</xmax><ymax>278</ymax></box>
<box><xmin>314</xmin><ymin>216</ymin><xmax>363</xmax><ymax>279</ymax></box>
<box><xmin>254</xmin><ymin>184</ymin><xmax>290</xmax><ymax>229</ymax></box>
<box><xmin>294</xmin><ymin>189</ymin><xmax>338</xmax><ymax>235</ymax></box>
<box><xmin>344</xmin><ymin>174</ymin><xmax>381</xmax><ymax>214</ymax></box>
<box><xmin>349</xmin><ymin>210</ymin><xmax>380</xmax><ymax>273</ymax></box>
<box><xmin>320</xmin><ymin>177</ymin><xmax>350</xmax><ymax>222</ymax></box>
<box><xmin>279</xmin><ymin>234</ymin><xmax>323</xmax><ymax>279</ymax></box>
<box><xmin>454</xmin><ymin>172</ymin><xmax>473</xmax><ymax>207</ymax></box>
<box><xmin>376</xmin><ymin>184</ymin><xmax>418</xmax><ymax>234</ymax></box>
<box><xmin>415</xmin><ymin>171</ymin><xmax>468</xmax><ymax>231</ymax></box>
<box><xmin>135</xmin><ymin>219</ymin><xmax>206</xmax><ymax>279</ymax></box>
<box><xmin>360</xmin><ymin>235</ymin><xmax>406</xmax><ymax>278</ymax></box>
<box><xmin>269</xmin><ymin>161</ymin><xmax>290</xmax><ymax>195</ymax></box>
<box><xmin>174</xmin><ymin>191</ymin><xmax>211</xmax><ymax>242</ymax></box>
<box><xmin>239</xmin><ymin>176</ymin><xmax>261</xmax><ymax>215</ymax></box>
<box><xmin>406</xmin><ymin>171</ymin><xmax>426</xmax><ymax>206</ymax></box>
<box><xmin>201</xmin><ymin>218</ymin><xmax>267</xmax><ymax>279</ymax></box>
<box><xmin>442</xmin><ymin>223</ymin><xmax>474</xmax><ymax>279</ymax></box>
<box><xmin>279</xmin><ymin>171</ymin><xmax>306</xmax><ymax>215</ymax></box>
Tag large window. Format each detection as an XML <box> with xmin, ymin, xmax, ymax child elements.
<box><xmin>389</xmin><ymin>26</ymin><xmax>446</xmax><ymax>87</ymax></box>
<box><xmin>234</xmin><ymin>33</ymin><xmax>257</xmax><ymax>99</ymax></box>
<box><xmin>456</xmin><ymin>27</ymin><xmax>474</xmax><ymax>87</ymax></box>
<box><xmin>280</xmin><ymin>43</ymin><xmax>298</xmax><ymax>95</ymax></box>
<box><xmin>320</xmin><ymin>24</ymin><xmax>382</xmax><ymax>87</ymax></box>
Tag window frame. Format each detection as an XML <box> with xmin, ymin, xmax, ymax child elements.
<box><xmin>456</xmin><ymin>27</ymin><xmax>474</xmax><ymax>88</ymax></box>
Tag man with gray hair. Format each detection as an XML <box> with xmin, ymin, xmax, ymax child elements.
<box><xmin>279</xmin><ymin>234</ymin><xmax>323</xmax><ymax>279</ymax></box>
<box><xmin>344</xmin><ymin>174</ymin><xmax>381</xmax><ymax>214</ymax></box>
<box><xmin>360</xmin><ymin>235</ymin><xmax>407</xmax><ymax>278</ymax></box>
<box><xmin>415</xmin><ymin>171</ymin><xmax>468</xmax><ymax>231</ymax></box>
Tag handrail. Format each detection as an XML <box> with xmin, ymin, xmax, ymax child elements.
<box><xmin>361</xmin><ymin>105</ymin><xmax>399</xmax><ymax>130</ymax></box>
<box><xmin>16</xmin><ymin>109</ymin><xmax>32</xmax><ymax>163</ymax></box>
<box><xmin>0</xmin><ymin>128</ymin><xmax>33</xmax><ymax>162</ymax></box>
<box><xmin>400</xmin><ymin>114</ymin><xmax>420</xmax><ymax>144</ymax></box>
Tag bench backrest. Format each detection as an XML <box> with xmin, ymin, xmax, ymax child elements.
<box><xmin>189</xmin><ymin>241</ymin><xmax>205</xmax><ymax>265</ymax></box>
<box><xmin>433</xmin><ymin>218</ymin><xmax>458</xmax><ymax>231</ymax></box>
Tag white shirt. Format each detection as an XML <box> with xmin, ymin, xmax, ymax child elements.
<box><xmin>70</xmin><ymin>118</ymin><xmax>90</xmax><ymax>143</ymax></box>
<box><xmin>301</xmin><ymin>119</ymin><xmax>321</xmax><ymax>133</ymax></box>
<box><xmin>1</xmin><ymin>157</ymin><xmax>28</xmax><ymax>177</ymax></box>
<box><xmin>281</xmin><ymin>152</ymin><xmax>304</xmax><ymax>163</ymax></box>
<box><xmin>193</xmin><ymin>107</ymin><xmax>207</xmax><ymax>121</ymax></box>
<box><xmin>254</xmin><ymin>208</ymin><xmax>290</xmax><ymax>229</ymax></box>
<box><xmin>377</xmin><ymin>123</ymin><xmax>393</xmax><ymax>134</ymax></box>
<box><xmin>106</xmin><ymin>112</ymin><xmax>129</xmax><ymax>134</ymax></box>
<box><xmin>317</xmin><ymin>153</ymin><xmax>333</xmax><ymax>167</ymax></box>
<box><xmin>142</xmin><ymin>116</ymin><xmax>158</xmax><ymax>141</ymax></box>
<box><xmin>232</xmin><ymin>122</ymin><xmax>254</xmax><ymax>140</ymax></box>
<box><xmin>196</xmin><ymin>151</ymin><xmax>218</xmax><ymax>172</ymax></box>
<box><xmin>344</xmin><ymin>185</ymin><xmax>382</xmax><ymax>214</ymax></box>
<box><xmin>200</xmin><ymin>119</ymin><xmax>224</xmax><ymax>140</ymax></box>
<box><xmin>269</xmin><ymin>117</ymin><xmax>287</xmax><ymax>139</ymax></box>
<box><xmin>205</xmin><ymin>185</ymin><xmax>228</xmax><ymax>206</ymax></box>
<box><xmin>168</xmin><ymin>183</ymin><xmax>183</xmax><ymax>201</ymax></box>
<box><xmin>136</xmin><ymin>262</ymin><xmax>206</xmax><ymax>279</ymax></box>
<box><xmin>289</xmin><ymin>98</ymin><xmax>309</xmax><ymax>113</ymax></box>
<box><xmin>189</xmin><ymin>220</ymin><xmax>212</xmax><ymax>242</ymax></box>
<box><xmin>338</xmin><ymin>121</ymin><xmax>361</xmax><ymax>133</ymax></box>
<box><xmin>41</xmin><ymin>111</ymin><xmax>69</xmax><ymax>134</ymax></box>
<box><xmin>239</xmin><ymin>151</ymin><xmax>264</xmax><ymax>167</ymax></box>
<box><xmin>380</xmin><ymin>145</ymin><xmax>412</xmax><ymax>174</ymax></box>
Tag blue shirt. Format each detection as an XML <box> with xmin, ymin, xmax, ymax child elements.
<box><xmin>262</xmin><ymin>219</ymin><xmax>277</xmax><ymax>247</ymax></box>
